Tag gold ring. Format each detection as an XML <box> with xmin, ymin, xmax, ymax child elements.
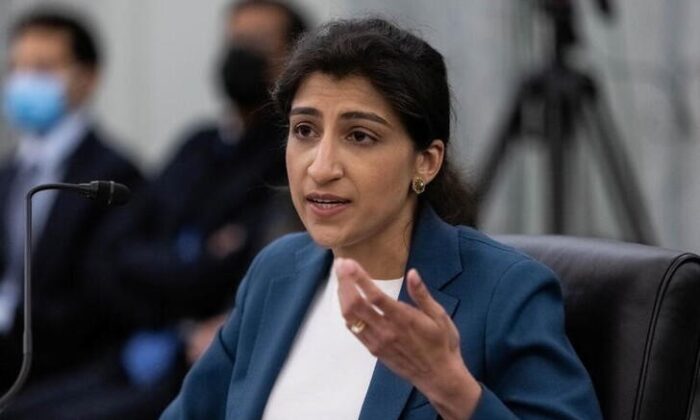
<box><xmin>350</xmin><ymin>320</ymin><xmax>366</xmax><ymax>334</ymax></box>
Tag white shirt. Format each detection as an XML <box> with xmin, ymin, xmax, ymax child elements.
<box><xmin>14</xmin><ymin>109</ymin><xmax>88</xmax><ymax>236</ymax></box>
<box><xmin>263</xmin><ymin>269</ymin><xmax>404</xmax><ymax>420</ymax></box>
<box><xmin>0</xmin><ymin>110</ymin><xmax>88</xmax><ymax>332</ymax></box>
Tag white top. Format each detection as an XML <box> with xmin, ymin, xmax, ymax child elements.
<box><xmin>262</xmin><ymin>268</ymin><xmax>404</xmax><ymax>420</ymax></box>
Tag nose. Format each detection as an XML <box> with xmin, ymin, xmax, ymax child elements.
<box><xmin>307</xmin><ymin>135</ymin><xmax>343</xmax><ymax>184</ymax></box>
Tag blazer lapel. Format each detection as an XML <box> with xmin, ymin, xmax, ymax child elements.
<box><xmin>359</xmin><ymin>205</ymin><xmax>463</xmax><ymax>420</ymax></box>
<box><xmin>232</xmin><ymin>240</ymin><xmax>333</xmax><ymax>419</ymax></box>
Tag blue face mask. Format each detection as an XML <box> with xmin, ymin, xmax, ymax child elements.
<box><xmin>2</xmin><ymin>72</ymin><xmax>68</xmax><ymax>136</ymax></box>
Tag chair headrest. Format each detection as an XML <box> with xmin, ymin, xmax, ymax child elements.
<box><xmin>495</xmin><ymin>235</ymin><xmax>700</xmax><ymax>420</ymax></box>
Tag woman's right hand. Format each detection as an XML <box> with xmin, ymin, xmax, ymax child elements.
<box><xmin>335</xmin><ymin>258</ymin><xmax>481</xmax><ymax>420</ymax></box>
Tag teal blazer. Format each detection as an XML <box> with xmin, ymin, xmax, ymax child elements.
<box><xmin>162</xmin><ymin>205</ymin><xmax>602</xmax><ymax>419</ymax></box>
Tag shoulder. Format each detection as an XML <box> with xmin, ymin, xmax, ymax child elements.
<box><xmin>157</xmin><ymin>122</ymin><xmax>224</xmax><ymax>172</ymax></box>
<box><xmin>450</xmin><ymin>226</ymin><xmax>567</xmax><ymax>347</ymax></box>
<box><xmin>76</xmin><ymin>129</ymin><xmax>143</xmax><ymax>181</ymax></box>
<box><xmin>455</xmin><ymin>226</ymin><xmax>539</xmax><ymax>268</ymax></box>
<box><xmin>246</xmin><ymin>231</ymin><xmax>316</xmax><ymax>276</ymax></box>
<box><xmin>454</xmin><ymin>225</ymin><xmax>558</xmax><ymax>293</ymax></box>
<box><xmin>173</xmin><ymin>122</ymin><xmax>221</xmax><ymax>153</ymax></box>
<box><xmin>231</xmin><ymin>231</ymin><xmax>318</xmax><ymax>309</ymax></box>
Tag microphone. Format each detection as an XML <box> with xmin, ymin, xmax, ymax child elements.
<box><xmin>0</xmin><ymin>180</ymin><xmax>131</xmax><ymax>412</ymax></box>
<box><xmin>77</xmin><ymin>181</ymin><xmax>131</xmax><ymax>206</ymax></box>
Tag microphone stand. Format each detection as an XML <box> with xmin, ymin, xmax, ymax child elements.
<box><xmin>0</xmin><ymin>182</ymin><xmax>123</xmax><ymax>412</ymax></box>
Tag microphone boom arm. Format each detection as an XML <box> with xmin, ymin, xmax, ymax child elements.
<box><xmin>0</xmin><ymin>181</ymin><xmax>130</xmax><ymax>412</ymax></box>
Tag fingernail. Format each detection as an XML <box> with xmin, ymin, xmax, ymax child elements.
<box><xmin>409</xmin><ymin>269</ymin><xmax>421</xmax><ymax>287</ymax></box>
<box><xmin>342</xmin><ymin>259</ymin><xmax>356</xmax><ymax>275</ymax></box>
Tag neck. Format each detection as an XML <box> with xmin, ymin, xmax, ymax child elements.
<box><xmin>333</xmin><ymin>203</ymin><xmax>417</xmax><ymax>280</ymax></box>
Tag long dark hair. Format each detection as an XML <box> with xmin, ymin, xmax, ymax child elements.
<box><xmin>272</xmin><ymin>18</ymin><xmax>475</xmax><ymax>226</ymax></box>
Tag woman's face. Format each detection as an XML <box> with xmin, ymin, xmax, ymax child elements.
<box><xmin>286</xmin><ymin>72</ymin><xmax>432</xmax><ymax>252</ymax></box>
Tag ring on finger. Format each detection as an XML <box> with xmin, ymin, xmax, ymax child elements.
<box><xmin>350</xmin><ymin>320</ymin><xmax>366</xmax><ymax>334</ymax></box>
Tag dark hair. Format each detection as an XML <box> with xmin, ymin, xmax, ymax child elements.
<box><xmin>230</xmin><ymin>0</ymin><xmax>309</xmax><ymax>47</ymax></box>
<box><xmin>10</xmin><ymin>8</ymin><xmax>101</xmax><ymax>70</ymax></box>
<box><xmin>272</xmin><ymin>18</ymin><xmax>475</xmax><ymax>226</ymax></box>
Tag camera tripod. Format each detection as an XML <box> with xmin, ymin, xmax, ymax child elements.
<box><xmin>475</xmin><ymin>0</ymin><xmax>655</xmax><ymax>244</ymax></box>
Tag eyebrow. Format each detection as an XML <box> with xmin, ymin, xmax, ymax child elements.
<box><xmin>289</xmin><ymin>107</ymin><xmax>391</xmax><ymax>127</ymax></box>
<box><xmin>341</xmin><ymin>111</ymin><xmax>390</xmax><ymax>127</ymax></box>
<box><xmin>289</xmin><ymin>107</ymin><xmax>320</xmax><ymax>117</ymax></box>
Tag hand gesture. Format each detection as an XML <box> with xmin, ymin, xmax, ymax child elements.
<box><xmin>334</xmin><ymin>258</ymin><xmax>481</xmax><ymax>420</ymax></box>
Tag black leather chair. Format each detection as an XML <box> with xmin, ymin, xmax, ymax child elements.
<box><xmin>496</xmin><ymin>235</ymin><xmax>700</xmax><ymax>420</ymax></box>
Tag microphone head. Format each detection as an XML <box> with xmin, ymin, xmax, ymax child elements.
<box><xmin>91</xmin><ymin>181</ymin><xmax>131</xmax><ymax>206</ymax></box>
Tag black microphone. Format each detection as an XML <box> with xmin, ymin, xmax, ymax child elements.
<box><xmin>0</xmin><ymin>181</ymin><xmax>131</xmax><ymax>412</ymax></box>
<box><xmin>77</xmin><ymin>181</ymin><xmax>131</xmax><ymax>206</ymax></box>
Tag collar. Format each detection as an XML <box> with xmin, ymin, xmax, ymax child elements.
<box><xmin>15</xmin><ymin>109</ymin><xmax>89</xmax><ymax>172</ymax></box>
<box><xmin>293</xmin><ymin>205</ymin><xmax>464</xmax><ymax>419</ymax></box>
<box><xmin>294</xmin><ymin>203</ymin><xmax>463</xmax><ymax>287</ymax></box>
<box><xmin>403</xmin><ymin>203</ymin><xmax>463</xmax><ymax>291</ymax></box>
<box><xmin>239</xmin><ymin>205</ymin><xmax>464</xmax><ymax>420</ymax></box>
<box><xmin>358</xmin><ymin>204</ymin><xmax>463</xmax><ymax>420</ymax></box>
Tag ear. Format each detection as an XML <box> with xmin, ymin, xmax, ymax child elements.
<box><xmin>414</xmin><ymin>139</ymin><xmax>445</xmax><ymax>184</ymax></box>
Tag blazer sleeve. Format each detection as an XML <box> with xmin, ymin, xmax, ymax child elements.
<box><xmin>471</xmin><ymin>259</ymin><xmax>602</xmax><ymax>420</ymax></box>
<box><xmin>160</xmin><ymin>250</ymin><xmax>259</xmax><ymax>420</ymax></box>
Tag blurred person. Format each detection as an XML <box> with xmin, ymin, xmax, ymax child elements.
<box><xmin>90</xmin><ymin>0</ymin><xmax>308</xmax><ymax>349</ymax></box>
<box><xmin>162</xmin><ymin>18</ymin><xmax>601</xmax><ymax>419</ymax></box>
<box><xmin>74</xmin><ymin>0</ymin><xmax>309</xmax><ymax>417</ymax></box>
<box><xmin>0</xmin><ymin>7</ymin><xmax>142</xmax><ymax>416</ymax></box>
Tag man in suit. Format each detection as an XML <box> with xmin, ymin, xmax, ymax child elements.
<box><xmin>87</xmin><ymin>0</ymin><xmax>308</xmax><ymax>351</ymax></box>
<box><xmin>46</xmin><ymin>2</ymin><xmax>308</xmax><ymax>418</ymax></box>
<box><xmin>0</xmin><ymin>7</ymin><xmax>142</xmax><ymax>410</ymax></box>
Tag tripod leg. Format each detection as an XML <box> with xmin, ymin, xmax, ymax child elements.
<box><xmin>545</xmin><ymin>91</ymin><xmax>568</xmax><ymax>234</ymax></box>
<box><xmin>580</xmin><ymin>97</ymin><xmax>656</xmax><ymax>244</ymax></box>
<box><xmin>475</xmin><ymin>88</ymin><xmax>527</xmax><ymax>217</ymax></box>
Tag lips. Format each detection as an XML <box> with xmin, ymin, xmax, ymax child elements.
<box><xmin>307</xmin><ymin>194</ymin><xmax>349</xmax><ymax>204</ymax></box>
<box><xmin>305</xmin><ymin>193</ymin><xmax>351</xmax><ymax>217</ymax></box>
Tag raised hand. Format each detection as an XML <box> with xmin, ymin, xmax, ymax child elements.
<box><xmin>334</xmin><ymin>258</ymin><xmax>481</xmax><ymax>420</ymax></box>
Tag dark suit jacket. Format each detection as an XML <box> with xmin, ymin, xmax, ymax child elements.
<box><xmin>85</xmin><ymin>110</ymin><xmax>293</xmax><ymax>329</ymax></box>
<box><xmin>161</xmin><ymin>205</ymin><xmax>602</xmax><ymax>419</ymax></box>
<box><xmin>0</xmin><ymin>128</ymin><xmax>143</xmax><ymax>386</ymax></box>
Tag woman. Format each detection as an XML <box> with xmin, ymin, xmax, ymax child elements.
<box><xmin>162</xmin><ymin>18</ymin><xmax>601</xmax><ymax>419</ymax></box>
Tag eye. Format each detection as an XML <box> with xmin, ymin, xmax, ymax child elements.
<box><xmin>291</xmin><ymin>123</ymin><xmax>316</xmax><ymax>140</ymax></box>
<box><xmin>347</xmin><ymin>130</ymin><xmax>377</xmax><ymax>145</ymax></box>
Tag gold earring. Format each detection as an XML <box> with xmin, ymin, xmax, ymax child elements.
<box><xmin>412</xmin><ymin>177</ymin><xmax>426</xmax><ymax>194</ymax></box>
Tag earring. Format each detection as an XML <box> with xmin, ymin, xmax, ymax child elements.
<box><xmin>412</xmin><ymin>176</ymin><xmax>426</xmax><ymax>194</ymax></box>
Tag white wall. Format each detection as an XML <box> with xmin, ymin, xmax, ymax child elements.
<box><xmin>2</xmin><ymin>0</ymin><xmax>699</xmax><ymax>253</ymax></box>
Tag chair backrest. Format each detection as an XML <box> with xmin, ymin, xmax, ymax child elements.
<box><xmin>496</xmin><ymin>235</ymin><xmax>700</xmax><ymax>420</ymax></box>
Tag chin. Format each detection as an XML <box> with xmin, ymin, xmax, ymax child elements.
<box><xmin>307</xmin><ymin>231</ymin><xmax>341</xmax><ymax>249</ymax></box>
<box><xmin>305</xmin><ymin>225</ymin><xmax>350</xmax><ymax>250</ymax></box>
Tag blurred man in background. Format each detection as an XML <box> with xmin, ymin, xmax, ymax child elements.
<box><xmin>78</xmin><ymin>0</ymin><xmax>308</xmax><ymax>417</ymax></box>
<box><xmin>89</xmin><ymin>0</ymin><xmax>308</xmax><ymax>352</ymax></box>
<box><xmin>0</xmin><ymin>8</ymin><xmax>142</xmax><ymax>418</ymax></box>
<box><xmin>179</xmin><ymin>0</ymin><xmax>309</xmax><ymax>361</ymax></box>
